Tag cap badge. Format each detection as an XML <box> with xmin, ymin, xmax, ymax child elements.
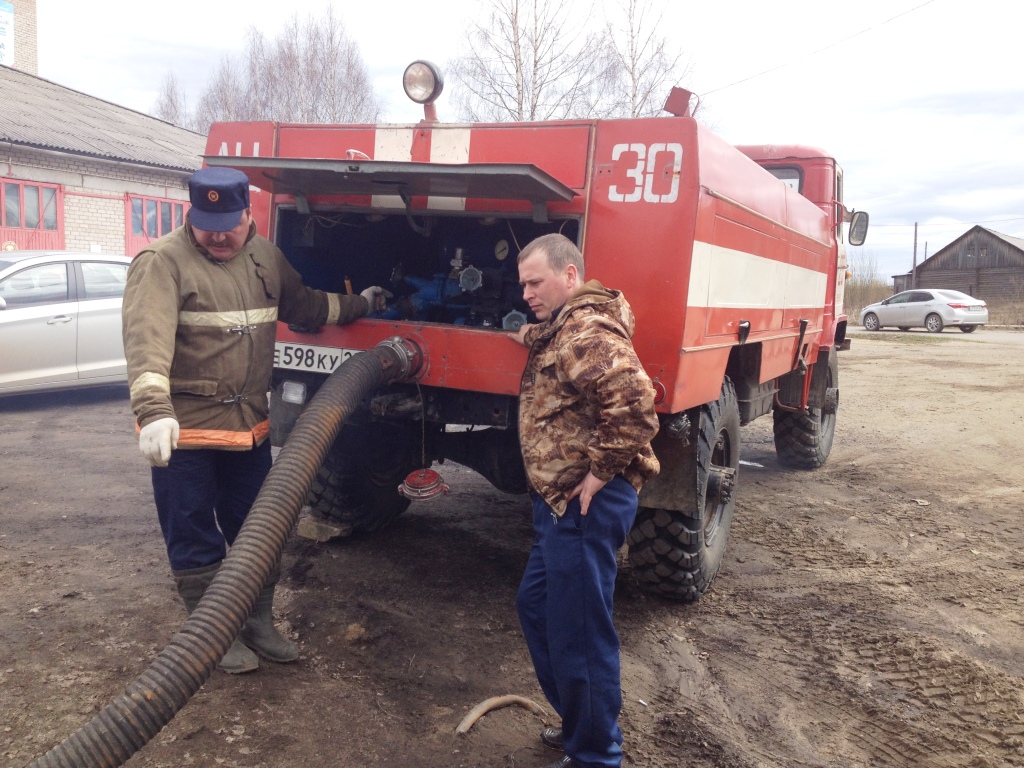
<box><xmin>208</xmin><ymin>190</ymin><xmax>220</xmax><ymax>202</ymax></box>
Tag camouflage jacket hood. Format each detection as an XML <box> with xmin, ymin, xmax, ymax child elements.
<box><xmin>518</xmin><ymin>280</ymin><xmax>660</xmax><ymax>515</ymax></box>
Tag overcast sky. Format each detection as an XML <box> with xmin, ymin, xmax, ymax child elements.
<box><xmin>34</xmin><ymin>0</ymin><xmax>1024</xmax><ymax>279</ymax></box>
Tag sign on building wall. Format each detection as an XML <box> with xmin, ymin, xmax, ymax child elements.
<box><xmin>0</xmin><ymin>0</ymin><xmax>14</xmax><ymax>67</ymax></box>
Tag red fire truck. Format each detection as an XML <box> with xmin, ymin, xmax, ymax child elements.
<box><xmin>204</xmin><ymin>61</ymin><xmax>868</xmax><ymax>602</ymax></box>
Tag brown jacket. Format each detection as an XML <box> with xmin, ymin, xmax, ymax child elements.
<box><xmin>519</xmin><ymin>280</ymin><xmax>660</xmax><ymax>514</ymax></box>
<box><xmin>122</xmin><ymin>224</ymin><xmax>368</xmax><ymax>448</ymax></box>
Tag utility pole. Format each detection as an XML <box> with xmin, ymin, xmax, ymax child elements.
<box><xmin>911</xmin><ymin>222</ymin><xmax>918</xmax><ymax>289</ymax></box>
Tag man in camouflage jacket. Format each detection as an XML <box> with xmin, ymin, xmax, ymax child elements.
<box><xmin>510</xmin><ymin>234</ymin><xmax>659</xmax><ymax>768</ymax></box>
<box><xmin>122</xmin><ymin>167</ymin><xmax>382</xmax><ymax>674</ymax></box>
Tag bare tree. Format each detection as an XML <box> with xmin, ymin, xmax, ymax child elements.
<box><xmin>602</xmin><ymin>0</ymin><xmax>694</xmax><ymax>118</ymax></box>
<box><xmin>153</xmin><ymin>73</ymin><xmax>190</xmax><ymax>127</ymax></box>
<box><xmin>448</xmin><ymin>0</ymin><xmax>697</xmax><ymax>122</ymax></box>
<box><xmin>846</xmin><ymin>248</ymin><xmax>894</xmax><ymax>315</ymax></box>
<box><xmin>298</xmin><ymin>7</ymin><xmax>380</xmax><ymax>123</ymax></box>
<box><xmin>448</xmin><ymin>0</ymin><xmax>614</xmax><ymax>122</ymax></box>
<box><xmin>243</xmin><ymin>26</ymin><xmax>276</xmax><ymax>122</ymax></box>
<box><xmin>155</xmin><ymin>8</ymin><xmax>383</xmax><ymax>134</ymax></box>
<box><xmin>191</xmin><ymin>57</ymin><xmax>248</xmax><ymax>132</ymax></box>
<box><xmin>848</xmin><ymin>247</ymin><xmax>882</xmax><ymax>286</ymax></box>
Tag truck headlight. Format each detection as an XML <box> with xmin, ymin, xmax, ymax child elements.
<box><xmin>403</xmin><ymin>60</ymin><xmax>444</xmax><ymax>105</ymax></box>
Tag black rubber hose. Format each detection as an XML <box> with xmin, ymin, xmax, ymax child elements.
<box><xmin>29</xmin><ymin>340</ymin><xmax>417</xmax><ymax>768</ymax></box>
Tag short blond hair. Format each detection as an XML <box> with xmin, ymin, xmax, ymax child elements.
<box><xmin>517</xmin><ymin>233</ymin><xmax>585</xmax><ymax>280</ymax></box>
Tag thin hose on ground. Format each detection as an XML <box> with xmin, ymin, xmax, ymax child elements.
<box><xmin>29</xmin><ymin>339</ymin><xmax>417</xmax><ymax>768</ymax></box>
<box><xmin>455</xmin><ymin>695</ymin><xmax>546</xmax><ymax>734</ymax></box>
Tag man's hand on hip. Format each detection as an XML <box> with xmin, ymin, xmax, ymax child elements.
<box><xmin>139</xmin><ymin>417</ymin><xmax>179</xmax><ymax>467</ymax></box>
<box><xmin>569</xmin><ymin>471</ymin><xmax>608</xmax><ymax>517</ymax></box>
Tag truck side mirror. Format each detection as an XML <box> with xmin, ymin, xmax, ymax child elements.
<box><xmin>849</xmin><ymin>210</ymin><xmax>869</xmax><ymax>246</ymax></box>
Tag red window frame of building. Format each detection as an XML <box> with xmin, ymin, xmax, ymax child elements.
<box><xmin>125</xmin><ymin>194</ymin><xmax>189</xmax><ymax>257</ymax></box>
<box><xmin>0</xmin><ymin>179</ymin><xmax>65</xmax><ymax>250</ymax></box>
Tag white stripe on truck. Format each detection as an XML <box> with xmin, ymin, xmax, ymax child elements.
<box><xmin>372</xmin><ymin>128</ymin><xmax>416</xmax><ymax>209</ymax></box>
<box><xmin>688</xmin><ymin>241</ymin><xmax>828</xmax><ymax>309</ymax></box>
<box><xmin>428</xmin><ymin>127</ymin><xmax>472</xmax><ymax>211</ymax></box>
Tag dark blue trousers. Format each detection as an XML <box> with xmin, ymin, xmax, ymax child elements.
<box><xmin>151</xmin><ymin>441</ymin><xmax>273</xmax><ymax>571</ymax></box>
<box><xmin>516</xmin><ymin>475</ymin><xmax>638</xmax><ymax>768</ymax></box>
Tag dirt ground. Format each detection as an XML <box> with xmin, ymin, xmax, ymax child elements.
<box><xmin>2</xmin><ymin>327</ymin><xmax>1023</xmax><ymax>768</ymax></box>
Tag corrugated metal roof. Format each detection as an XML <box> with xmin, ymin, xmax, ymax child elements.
<box><xmin>0</xmin><ymin>65</ymin><xmax>205</xmax><ymax>172</ymax></box>
<box><xmin>985</xmin><ymin>227</ymin><xmax>1024</xmax><ymax>252</ymax></box>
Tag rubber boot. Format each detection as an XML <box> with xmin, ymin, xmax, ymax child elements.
<box><xmin>239</xmin><ymin>569</ymin><xmax>299</xmax><ymax>663</ymax></box>
<box><xmin>173</xmin><ymin>562</ymin><xmax>259</xmax><ymax>674</ymax></box>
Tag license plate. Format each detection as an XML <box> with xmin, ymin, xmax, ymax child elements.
<box><xmin>969</xmin><ymin>305</ymin><xmax>983</xmax><ymax>312</ymax></box>
<box><xmin>274</xmin><ymin>342</ymin><xmax>360</xmax><ymax>373</ymax></box>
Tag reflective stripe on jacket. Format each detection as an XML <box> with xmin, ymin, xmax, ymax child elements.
<box><xmin>123</xmin><ymin>224</ymin><xmax>368</xmax><ymax>449</ymax></box>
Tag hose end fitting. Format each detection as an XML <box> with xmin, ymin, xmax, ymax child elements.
<box><xmin>377</xmin><ymin>336</ymin><xmax>425</xmax><ymax>381</ymax></box>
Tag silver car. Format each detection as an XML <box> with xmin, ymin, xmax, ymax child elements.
<box><xmin>0</xmin><ymin>250</ymin><xmax>133</xmax><ymax>395</ymax></box>
<box><xmin>859</xmin><ymin>289</ymin><xmax>989</xmax><ymax>333</ymax></box>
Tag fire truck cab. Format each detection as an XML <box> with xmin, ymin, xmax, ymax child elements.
<box><xmin>204</xmin><ymin>63</ymin><xmax>868</xmax><ymax>601</ymax></box>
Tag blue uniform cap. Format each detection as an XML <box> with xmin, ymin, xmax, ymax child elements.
<box><xmin>188</xmin><ymin>167</ymin><xmax>251</xmax><ymax>232</ymax></box>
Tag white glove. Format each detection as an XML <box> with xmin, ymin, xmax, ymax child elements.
<box><xmin>360</xmin><ymin>286</ymin><xmax>392</xmax><ymax>312</ymax></box>
<box><xmin>139</xmin><ymin>417</ymin><xmax>179</xmax><ymax>467</ymax></box>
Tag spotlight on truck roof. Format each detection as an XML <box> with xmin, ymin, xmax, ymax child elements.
<box><xmin>403</xmin><ymin>60</ymin><xmax>444</xmax><ymax>105</ymax></box>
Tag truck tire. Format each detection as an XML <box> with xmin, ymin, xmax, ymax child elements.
<box><xmin>773</xmin><ymin>348</ymin><xmax>838</xmax><ymax>469</ymax></box>
<box><xmin>627</xmin><ymin>378</ymin><xmax>740</xmax><ymax>602</ymax></box>
<box><xmin>308</xmin><ymin>413</ymin><xmax>420</xmax><ymax>532</ymax></box>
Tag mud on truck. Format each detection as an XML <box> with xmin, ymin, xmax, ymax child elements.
<box><xmin>205</xmin><ymin>61</ymin><xmax>868</xmax><ymax>603</ymax></box>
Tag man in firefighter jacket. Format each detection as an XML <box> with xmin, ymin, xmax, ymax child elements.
<box><xmin>122</xmin><ymin>167</ymin><xmax>383</xmax><ymax>674</ymax></box>
<box><xmin>509</xmin><ymin>234</ymin><xmax>659</xmax><ymax>768</ymax></box>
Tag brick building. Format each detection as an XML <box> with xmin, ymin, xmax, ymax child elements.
<box><xmin>6</xmin><ymin>0</ymin><xmax>36</xmax><ymax>74</ymax></box>
<box><xmin>1</xmin><ymin>1</ymin><xmax>204</xmax><ymax>257</ymax></box>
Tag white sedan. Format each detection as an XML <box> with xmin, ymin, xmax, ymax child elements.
<box><xmin>859</xmin><ymin>289</ymin><xmax>989</xmax><ymax>333</ymax></box>
<box><xmin>0</xmin><ymin>250</ymin><xmax>132</xmax><ymax>395</ymax></box>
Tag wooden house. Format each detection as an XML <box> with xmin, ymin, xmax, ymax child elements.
<box><xmin>893</xmin><ymin>226</ymin><xmax>1024</xmax><ymax>301</ymax></box>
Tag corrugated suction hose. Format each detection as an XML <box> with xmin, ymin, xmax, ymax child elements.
<box><xmin>29</xmin><ymin>337</ymin><xmax>421</xmax><ymax>768</ymax></box>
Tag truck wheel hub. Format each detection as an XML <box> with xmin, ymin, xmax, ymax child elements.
<box><xmin>706</xmin><ymin>465</ymin><xmax>736</xmax><ymax>504</ymax></box>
